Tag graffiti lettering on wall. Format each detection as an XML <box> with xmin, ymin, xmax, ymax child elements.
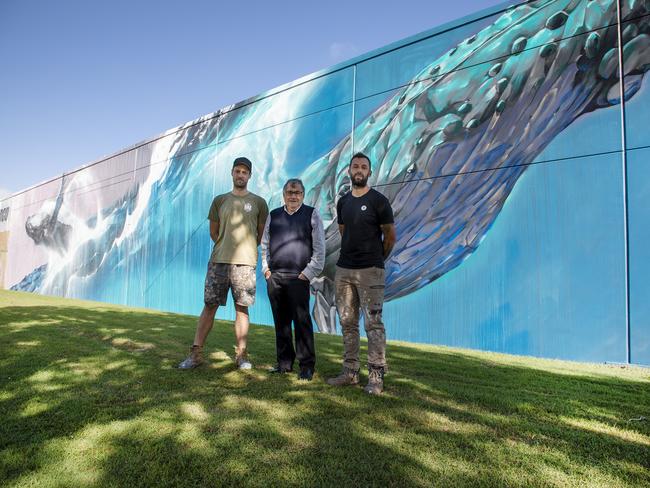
<box><xmin>4</xmin><ymin>0</ymin><xmax>650</xmax><ymax>364</ymax></box>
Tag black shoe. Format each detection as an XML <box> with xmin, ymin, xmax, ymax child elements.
<box><xmin>298</xmin><ymin>368</ymin><xmax>314</xmax><ymax>381</ymax></box>
<box><xmin>268</xmin><ymin>364</ymin><xmax>293</xmax><ymax>374</ymax></box>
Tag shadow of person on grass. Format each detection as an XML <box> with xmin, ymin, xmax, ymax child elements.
<box><xmin>1</xmin><ymin>304</ymin><xmax>649</xmax><ymax>487</ymax></box>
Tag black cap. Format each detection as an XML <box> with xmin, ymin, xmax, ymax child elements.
<box><xmin>232</xmin><ymin>157</ymin><xmax>252</xmax><ymax>172</ymax></box>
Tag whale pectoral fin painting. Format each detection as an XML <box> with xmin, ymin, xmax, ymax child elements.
<box><xmin>302</xmin><ymin>0</ymin><xmax>650</xmax><ymax>332</ymax></box>
<box><xmin>10</xmin><ymin>1</ymin><xmax>650</xmax><ymax>340</ymax></box>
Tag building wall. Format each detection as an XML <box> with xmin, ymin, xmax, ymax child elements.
<box><xmin>2</xmin><ymin>0</ymin><xmax>649</xmax><ymax>365</ymax></box>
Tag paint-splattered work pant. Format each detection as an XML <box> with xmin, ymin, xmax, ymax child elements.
<box><xmin>334</xmin><ymin>266</ymin><xmax>387</xmax><ymax>371</ymax></box>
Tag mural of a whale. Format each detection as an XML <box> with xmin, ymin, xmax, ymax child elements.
<box><xmin>12</xmin><ymin>0</ymin><xmax>650</xmax><ymax>336</ymax></box>
<box><xmin>303</xmin><ymin>0</ymin><xmax>650</xmax><ymax>331</ymax></box>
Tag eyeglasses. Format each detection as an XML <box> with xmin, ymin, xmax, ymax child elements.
<box><xmin>284</xmin><ymin>191</ymin><xmax>304</xmax><ymax>196</ymax></box>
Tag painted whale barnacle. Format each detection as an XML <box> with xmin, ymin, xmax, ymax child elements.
<box><xmin>623</xmin><ymin>34</ymin><xmax>650</xmax><ymax>75</ymax></box>
<box><xmin>546</xmin><ymin>11</ymin><xmax>568</xmax><ymax>30</ymax></box>
<box><xmin>442</xmin><ymin>118</ymin><xmax>463</xmax><ymax>137</ymax></box>
<box><xmin>540</xmin><ymin>42</ymin><xmax>558</xmax><ymax>58</ymax></box>
<box><xmin>598</xmin><ymin>48</ymin><xmax>619</xmax><ymax>79</ymax></box>
<box><xmin>457</xmin><ymin>102</ymin><xmax>473</xmax><ymax>114</ymax></box>
<box><xmin>623</xmin><ymin>24</ymin><xmax>639</xmax><ymax>44</ymax></box>
<box><xmin>496</xmin><ymin>77</ymin><xmax>509</xmax><ymax>94</ymax></box>
<box><xmin>466</xmin><ymin>118</ymin><xmax>480</xmax><ymax>129</ymax></box>
<box><xmin>512</xmin><ymin>36</ymin><xmax>527</xmax><ymax>54</ymax></box>
<box><xmin>585</xmin><ymin>32</ymin><xmax>600</xmax><ymax>59</ymax></box>
<box><xmin>488</xmin><ymin>62</ymin><xmax>502</xmax><ymax>77</ymax></box>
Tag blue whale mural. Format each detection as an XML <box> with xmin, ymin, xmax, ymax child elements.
<box><xmin>4</xmin><ymin>0</ymin><xmax>650</xmax><ymax>361</ymax></box>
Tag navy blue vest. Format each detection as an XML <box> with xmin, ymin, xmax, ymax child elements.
<box><xmin>269</xmin><ymin>205</ymin><xmax>314</xmax><ymax>274</ymax></box>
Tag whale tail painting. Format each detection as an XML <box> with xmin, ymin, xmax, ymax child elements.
<box><xmin>2</xmin><ymin>0</ymin><xmax>649</xmax><ymax>363</ymax></box>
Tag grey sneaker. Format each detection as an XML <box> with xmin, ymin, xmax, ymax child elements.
<box><xmin>364</xmin><ymin>366</ymin><xmax>385</xmax><ymax>395</ymax></box>
<box><xmin>235</xmin><ymin>352</ymin><xmax>252</xmax><ymax>370</ymax></box>
<box><xmin>326</xmin><ymin>367</ymin><xmax>360</xmax><ymax>386</ymax></box>
<box><xmin>178</xmin><ymin>345</ymin><xmax>204</xmax><ymax>369</ymax></box>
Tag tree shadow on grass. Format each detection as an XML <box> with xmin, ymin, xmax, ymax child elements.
<box><xmin>1</xmin><ymin>304</ymin><xmax>649</xmax><ymax>487</ymax></box>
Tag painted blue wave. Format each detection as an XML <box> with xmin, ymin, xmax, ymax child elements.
<box><xmin>14</xmin><ymin>0</ymin><xmax>650</xmax><ymax>334</ymax></box>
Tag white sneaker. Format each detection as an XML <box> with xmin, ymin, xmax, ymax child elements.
<box><xmin>238</xmin><ymin>359</ymin><xmax>252</xmax><ymax>370</ymax></box>
<box><xmin>235</xmin><ymin>354</ymin><xmax>252</xmax><ymax>370</ymax></box>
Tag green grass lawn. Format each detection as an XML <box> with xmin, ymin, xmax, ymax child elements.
<box><xmin>0</xmin><ymin>290</ymin><xmax>649</xmax><ymax>487</ymax></box>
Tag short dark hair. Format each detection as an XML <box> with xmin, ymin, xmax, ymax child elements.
<box><xmin>350</xmin><ymin>152</ymin><xmax>371</xmax><ymax>168</ymax></box>
<box><xmin>232</xmin><ymin>156</ymin><xmax>252</xmax><ymax>172</ymax></box>
<box><xmin>283</xmin><ymin>178</ymin><xmax>305</xmax><ymax>193</ymax></box>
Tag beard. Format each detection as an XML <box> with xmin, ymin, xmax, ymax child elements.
<box><xmin>233</xmin><ymin>178</ymin><xmax>248</xmax><ymax>189</ymax></box>
<box><xmin>351</xmin><ymin>173</ymin><xmax>369</xmax><ymax>188</ymax></box>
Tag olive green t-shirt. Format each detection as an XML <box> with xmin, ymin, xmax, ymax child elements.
<box><xmin>208</xmin><ymin>192</ymin><xmax>269</xmax><ymax>266</ymax></box>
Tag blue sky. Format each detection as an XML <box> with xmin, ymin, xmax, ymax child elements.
<box><xmin>0</xmin><ymin>0</ymin><xmax>505</xmax><ymax>197</ymax></box>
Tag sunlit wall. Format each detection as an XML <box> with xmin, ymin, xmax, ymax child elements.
<box><xmin>2</xmin><ymin>0</ymin><xmax>649</xmax><ymax>365</ymax></box>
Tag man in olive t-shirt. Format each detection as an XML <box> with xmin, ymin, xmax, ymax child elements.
<box><xmin>208</xmin><ymin>192</ymin><xmax>267</xmax><ymax>266</ymax></box>
<box><xmin>179</xmin><ymin>157</ymin><xmax>268</xmax><ymax>370</ymax></box>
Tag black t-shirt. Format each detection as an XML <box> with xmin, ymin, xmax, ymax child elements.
<box><xmin>336</xmin><ymin>188</ymin><xmax>394</xmax><ymax>269</ymax></box>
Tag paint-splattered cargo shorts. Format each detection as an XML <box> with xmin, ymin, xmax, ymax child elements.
<box><xmin>204</xmin><ymin>263</ymin><xmax>256</xmax><ymax>307</ymax></box>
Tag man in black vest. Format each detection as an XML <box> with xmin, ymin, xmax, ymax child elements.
<box><xmin>261</xmin><ymin>178</ymin><xmax>325</xmax><ymax>380</ymax></box>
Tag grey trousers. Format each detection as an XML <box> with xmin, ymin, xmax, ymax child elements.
<box><xmin>334</xmin><ymin>266</ymin><xmax>387</xmax><ymax>371</ymax></box>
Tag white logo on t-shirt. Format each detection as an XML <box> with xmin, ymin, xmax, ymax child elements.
<box><xmin>244</xmin><ymin>202</ymin><xmax>253</xmax><ymax>212</ymax></box>
<box><xmin>361</xmin><ymin>205</ymin><xmax>367</xmax><ymax>211</ymax></box>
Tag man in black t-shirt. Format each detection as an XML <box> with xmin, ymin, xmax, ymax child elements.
<box><xmin>326</xmin><ymin>152</ymin><xmax>396</xmax><ymax>395</ymax></box>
